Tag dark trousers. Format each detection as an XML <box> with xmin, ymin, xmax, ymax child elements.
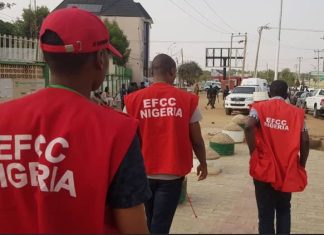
<box><xmin>207</xmin><ymin>97</ymin><xmax>216</xmax><ymax>108</ymax></box>
<box><xmin>254</xmin><ymin>179</ymin><xmax>292</xmax><ymax>235</ymax></box>
<box><xmin>145</xmin><ymin>177</ymin><xmax>184</xmax><ymax>234</ymax></box>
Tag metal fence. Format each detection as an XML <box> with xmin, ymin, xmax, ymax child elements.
<box><xmin>0</xmin><ymin>34</ymin><xmax>43</xmax><ymax>62</ymax></box>
<box><xmin>102</xmin><ymin>65</ymin><xmax>132</xmax><ymax>98</ymax></box>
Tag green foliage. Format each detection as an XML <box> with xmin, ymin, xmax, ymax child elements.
<box><xmin>178</xmin><ymin>61</ymin><xmax>203</xmax><ymax>86</ymax></box>
<box><xmin>256</xmin><ymin>69</ymin><xmax>275</xmax><ymax>83</ymax></box>
<box><xmin>0</xmin><ymin>19</ymin><xmax>16</xmax><ymax>35</ymax></box>
<box><xmin>104</xmin><ymin>19</ymin><xmax>130</xmax><ymax>66</ymax></box>
<box><xmin>279</xmin><ymin>68</ymin><xmax>295</xmax><ymax>86</ymax></box>
<box><xmin>14</xmin><ymin>6</ymin><xmax>49</xmax><ymax>38</ymax></box>
<box><xmin>199</xmin><ymin>70</ymin><xmax>211</xmax><ymax>81</ymax></box>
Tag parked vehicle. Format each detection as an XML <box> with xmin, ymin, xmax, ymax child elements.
<box><xmin>290</xmin><ymin>91</ymin><xmax>304</xmax><ymax>105</ymax></box>
<box><xmin>224</xmin><ymin>86</ymin><xmax>265</xmax><ymax>115</ymax></box>
<box><xmin>241</xmin><ymin>78</ymin><xmax>269</xmax><ymax>92</ymax></box>
<box><xmin>296</xmin><ymin>92</ymin><xmax>311</xmax><ymax>108</ymax></box>
<box><xmin>203</xmin><ymin>80</ymin><xmax>221</xmax><ymax>90</ymax></box>
<box><xmin>304</xmin><ymin>89</ymin><xmax>324</xmax><ymax>118</ymax></box>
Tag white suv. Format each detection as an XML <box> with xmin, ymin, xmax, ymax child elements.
<box><xmin>224</xmin><ymin>86</ymin><xmax>258</xmax><ymax>115</ymax></box>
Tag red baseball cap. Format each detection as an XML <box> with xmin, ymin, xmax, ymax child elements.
<box><xmin>39</xmin><ymin>7</ymin><xmax>122</xmax><ymax>58</ymax></box>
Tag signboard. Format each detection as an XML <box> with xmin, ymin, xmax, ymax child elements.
<box><xmin>310</xmin><ymin>71</ymin><xmax>324</xmax><ymax>81</ymax></box>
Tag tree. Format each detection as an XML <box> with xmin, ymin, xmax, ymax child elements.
<box><xmin>15</xmin><ymin>6</ymin><xmax>49</xmax><ymax>38</ymax></box>
<box><xmin>279</xmin><ymin>68</ymin><xmax>295</xmax><ymax>86</ymax></box>
<box><xmin>256</xmin><ymin>69</ymin><xmax>274</xmax><ymax>83</ymax></box>
<box><xmin>0</xmin><ymin>19</ymin><xmax>16</xmax><ymax>35</ymax></box>
<box><xmin>199</xmin><ymin>70</ymin><xmax>211</xmax><ymax>81</ymax></box>
<box><xmin>178</xmin><ymin>61</ymin><xmax>203</xmax><ymax>86</ymax></box>
<box><xmin>104</xmin><ymin>20</ymin><xmax>130</xmax><ymax>66</ymax></box>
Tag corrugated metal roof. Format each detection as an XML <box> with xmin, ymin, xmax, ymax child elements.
<box><xmin>55</xmin><ymin>0</ymin><xmax>152</xmax><ymax>21</ymax></box>
<box><xmin>66</xmin><ymin>3</ymin><xmax>102</xmax><ymax>13</ymax></box>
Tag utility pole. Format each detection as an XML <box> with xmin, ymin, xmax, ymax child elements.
<box><xmin>242</xmin><ymin>33</ymin><xmax>248</xmax><ymax>78</ymax></box>
<box><xmin>254</xmin><ymin>25</ymin><xmax>269</xmax><ymax>77</ymax></box>
<box><xmin>181</xmin><ymin>48</ymin><xmax>183</xmax><ymax>65</ymax></box>
<box><xmin>274</xmin><ymin>0</ymin><xmax>283</xmax><ymax>80</ymax></box>
<box><xmin>229</xmin><ymin>33</ymin><xmax>248</xmax><ymax>79</ymax></box>
<box><xmin>297</xmin><ymin>57</ymin><xmax>303</xmax><ymax>85</ymax></box>
<box><xmin>229</xmin><ymin>33</ymin><xmax>234</xmax><ymax>80</ymax></box>
<box><xmin>314</xmin><ymin>50</ymin><xmax>323</xmax><ymax>87</ymax></box>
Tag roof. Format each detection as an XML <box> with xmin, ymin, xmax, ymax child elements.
<box><xmin>55</xmin><ymin>0</ymin><xmax>153</xmax><ymax>22</ymax></box>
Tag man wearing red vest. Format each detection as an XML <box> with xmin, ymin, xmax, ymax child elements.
<box><xmin>245</xmin><ymin>80</ymin><xmax>309</xmax><ymax>234</ymax></box>
<box><xmin>124</xmin><ymin>54</ymin><xmax>208</xmax><ymax>233</ymax></box>
<box><xmin>0</xmin><ymin>8</ymin><xmax>151</xmax><ymax>234</ymax></box>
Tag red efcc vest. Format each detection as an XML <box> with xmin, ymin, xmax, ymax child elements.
<box><xmin>250</xmin><ymin>99</ymin><xmax>307</xmax><ymax>192</ymax></box>
<box><xmin>124</xmin><ymin>82</ymin><xmax>198</xmax><ymax>176</ymax></box>
<box><xmin>0</xmin><ymin>88</ymin><xmax>137</xmax><ymax>233</ymax></box>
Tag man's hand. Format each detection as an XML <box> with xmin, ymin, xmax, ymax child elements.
<box><xmin>189</xmin><ymin>122</ymin><xmax>208</xmax><ymax>181</ymax></box>
<box><xmin>113</xmin><ymin>204</ymin><xmax>149</xmax><ymax>234</ymax></box>
<box><xmin>197</xmin><ymin>163</ymin><xmax>208</xmax><ymax>181</ymax></box>
<box><xmin>244</xmin><ymin>116</ymin><xmax>257</xmax><ymax>155</ymax></box>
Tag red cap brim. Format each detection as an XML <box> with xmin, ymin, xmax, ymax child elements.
<box><xmin>107</xmin><ymin>44</ymin><xmax>122</xmax><ymax>58</ymax></box>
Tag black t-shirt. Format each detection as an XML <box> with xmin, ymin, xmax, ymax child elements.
<box><xmin>106</xmin><ymin>134</ymin><xmax>151</xmax><ymax>208</ymax></box>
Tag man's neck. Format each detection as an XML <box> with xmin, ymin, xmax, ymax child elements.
<box><xmin>50</xmin><ymin>75</ymin><xmax>92</xmax><ymax>98</ymax></box>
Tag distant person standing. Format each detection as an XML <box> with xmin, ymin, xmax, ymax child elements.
<box><xmin>244</xmin><ymin>80</ymin><xmax>309</xmax><ymax>234</ymax></box>
<box><xmin>207</xmin><ymin>85</ymin><xmax>217</xmax><ymax>109</ymax></box>
<box><xmin>119</xmin><ymin>83</ymin><xmax>127</xmax><ymax>110</ymax></box>
<box><xmin>140</xmin><ymin>81</ymin><xmax>146</xmax><ymax>89</ymax></box>
<box><xmin>223</xmin><ymin>85</ymin><xmax>230</xmax><ymax>100</ymax></box>
<box><xmin>206</xmin><ymin>85</ymin><xmax>212</xmax><ymax>109</ymax></box>
<box><xmin>124</xmin><ymin>54</ymin><xmax>207</xmax><ymax>234</ymax></box>
<box><xmin>127</xmin><ymin>82</ymin><xmax>139</xmax><ymax>94</ymax></box>
<box><xmin>194</xmin><ymin>83</ymin><xmax>200</xmax><ymax>96</ymax></box>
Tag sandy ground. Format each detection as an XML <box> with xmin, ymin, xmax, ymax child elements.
<box><xmin>198</xmin><ymin>91</ymin><xmax>324</xmax><ymax>139</ymax></box>
<box><xmin>170</xmin><ymin>91</ymin><xmax>324</xmax><ymax>234</ymax></box>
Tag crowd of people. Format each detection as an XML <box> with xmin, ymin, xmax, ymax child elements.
<box><xmin>0</xmin><ymin>8</ymin><xmax>310</xmax><ymax>235</ymax></box>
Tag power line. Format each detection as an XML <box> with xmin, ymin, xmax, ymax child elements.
<box><xmin>149</xmin><ymin>40</ymin><xmax>235</xmax><ymax>44</ymax></box>
<box><xmin>168</xmin><ymin>0</ymin><xmax>230</xmax><ymax>35</ymax></box>
<box><xmin>202</xmin><ymin>0</ymin><xmax>238</xmax><ymax>33</ymax></box>
<box><xmin>269</xmin><ymin>27</ymin><xmax>324</xmax><ymax>33</ymax></box>
<box><xmin>183</xmin><ymin>0</ymin><xmax>229</xmax><ymax>34</ymax></box>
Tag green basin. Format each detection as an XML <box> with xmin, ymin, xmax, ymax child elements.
<box><xmin>209</xmin><ymin>142</ymin><xmax>234</xmax><ymax>156</ymax></box>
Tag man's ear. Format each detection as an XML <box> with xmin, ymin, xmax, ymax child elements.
<box><xmin>95</xmin><ymin>49</ymin><xmax>105</xmax><ymax>70</ymax></box>
<box><xmin>169</xmin><ymin>67</ymin><xmax>176</xmax><ymax>77</ymax></box>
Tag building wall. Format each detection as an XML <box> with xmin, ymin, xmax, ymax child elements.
<box><xmin>101</xmin><ymin>16</ymin><xmax>148</xmax><ymax>84</ymax></box>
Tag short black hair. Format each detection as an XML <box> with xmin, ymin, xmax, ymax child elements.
<box><xmin>41</xmin><ymin>30</ymin><xmax>96</xmax><ymax>76</ymax></box>
<box><xmin>270</xmin><ymin>80</ymin><xmax>288</xmax><ymax>99</ymax></box>
<box><xmin>152</xmin><ymin>54</ymin><xmax>176</xmax><ymax>76</ymax></box>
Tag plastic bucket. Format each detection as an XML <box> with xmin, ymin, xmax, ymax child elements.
<box><xmin>178</xmin><ymin>177</ymin><xmax>187</xmax><ymax>204</ymax></box>
<box><xmin>209</xmin><ymin>142</ymin><xmax>234</xmax><ymax>156</ymax></box>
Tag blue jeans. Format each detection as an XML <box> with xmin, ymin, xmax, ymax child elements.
<box><xmin>254</xmin><ymin>179</ymin><xmax>292</xmax><ymax>235</ymax></box>
<box><xmin>145</xmin><ymin>177</ymin><xmax>184</xmax><ymax>234</ymax></box>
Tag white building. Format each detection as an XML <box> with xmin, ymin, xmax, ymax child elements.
<box><xmin>55</xmin><ymin>0</ymin><xmax>153</xmax><ymax>84</ymax></box>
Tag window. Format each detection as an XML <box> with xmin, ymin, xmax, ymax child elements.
<box><xmin>232</xmin><ymin>87</ymin><xmax>256</xmax><ymax>94</ymax></box>
<box><xmin>319</xmin><ymin>90</ymin><xmax>324</xmax><ymax>96</ymax></box>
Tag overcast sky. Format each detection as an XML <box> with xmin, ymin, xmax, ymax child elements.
<box><xmin>1</xmin><ymin>0</ymin><xmax>324</xmax><ymax>73</ymax></box>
